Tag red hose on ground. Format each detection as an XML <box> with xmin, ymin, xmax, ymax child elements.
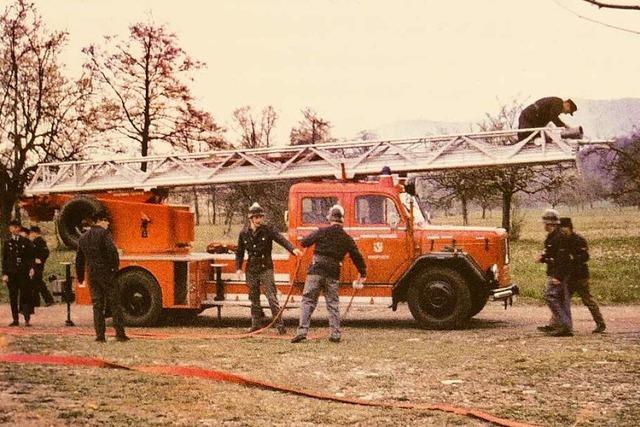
<box><xmin>0</xmin><ymin>352</ymin><xmax>539</xmax><ymax>427</ymax></box>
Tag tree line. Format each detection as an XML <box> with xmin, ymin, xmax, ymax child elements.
<box><xmin>0</xmin><ymin>0</ymin><xmax>638</xmax><ymax>243</ymax></box>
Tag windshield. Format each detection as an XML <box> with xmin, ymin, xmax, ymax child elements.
<box><xmin>399</xmin><ymin>192</ymin><xmax>429</xmax><ymax>226</ymax></box>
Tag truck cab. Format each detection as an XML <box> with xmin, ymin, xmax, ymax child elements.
<box><xmin>285</xmin><ymin>174</ymin><xmax>517</xmax><ymax>329</ymax></box>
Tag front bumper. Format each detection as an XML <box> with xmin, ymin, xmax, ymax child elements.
<box><xmin>489</xmin><ymin>283</ymin><xmax>519</xmax><ymax>301</ymax></box>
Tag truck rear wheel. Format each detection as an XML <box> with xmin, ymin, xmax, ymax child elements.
<box><xmin>57</xmin><ymin>196</ymin><xmax>105</xmax><ymax>250</ymax></box>
<box><xmin>407</xmin><ymin>267</ymin><xmax>471</xmax><ymax>330</ymax></box>
<box><xmin>116</xmin><ymin>269</ymin><xmax>163</xmax><ymax>327</ymax></box>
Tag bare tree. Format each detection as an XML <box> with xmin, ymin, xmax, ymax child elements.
<box><xmin>477</xmin><ymin>99</ymin><xmax>572</xmax><ymax>232</ymax></box>
<box><xmin>232</xmin><ymin>105</ymin><xmax>277</xmax><ymax>148</ymax></box>
<box><xmin>83</xmin><ymin>20</ymin><xmax>223</xmax><ymax>169</ymax></box>
<box><xmin>598</xmin><ymin>133</ymin><xmax>640</xmax><ymax>207</ymax></box>
<box><xmin>0</xmin><ymin>0</ymin><xmax>92</xmax><ymax>240</ymax></box>
<box><xmin>290</xmin><ymin>107</ymin><xmax>333</xmax><ymax>145</ymax></box>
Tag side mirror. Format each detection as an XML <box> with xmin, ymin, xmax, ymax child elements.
<box><xmin>389</xmin><ymin>213</ymin><xmax>400</xmax><ymax>230</ymax></box>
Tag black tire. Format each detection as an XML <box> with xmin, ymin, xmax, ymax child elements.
<box><xmin>57</xmin><ymin>196</ymin><xmax>105</xmax><ymax>250</ymax></box>
<box><xmin>469</xmin><ymin>290</ymin><xmax>490</xmax><ymax>318</ymax></box>
<box><xmin>407</xmin><ymin>267</ymin><xmax>472</xmax><ymax>330</ymax></box>
<box><xmin>116</xmin><ymin>269</ymin><xmax>163</xmax><ymax>327</ymax></box>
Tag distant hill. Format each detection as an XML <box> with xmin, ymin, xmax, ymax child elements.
<box><xmin>573</xmin><ymin>98</ymin><xmax>640</xmax><ymax>139</ymax></box>
<box><xmin>370</xmin><ymin>98</ymin><xmax>640</xmax><ymax>140</ymax></box>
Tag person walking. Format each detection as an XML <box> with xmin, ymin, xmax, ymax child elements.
<box><xmin>518</xmin><ymin>97</ymin><xmax>577</xmax><ymax>141</ymax></box>
<box><xmin>29</xmin><ymin>226</ymin><xmax>54</xmax><ymax>307</ymax></box>
<box><xmin>291</xmin><ymin>205</ymin><xmax>367</xmax><ymax>343</ymax></box>
<box><xmin>536</xmin><ymin>209</ymin><xmax>573</xmax><ymax>337</ymax></box>
<box><xmin>75</xmin><ymin>211</ymin><xmax>128</xmax><ymax>342</ymax></box>
<box><xmin>236</xmin><ymin>203</ymin><xmax>302</xmax><ymax>334</ymax></box>
<box><xmin>559</xmin><ymin>217</ymin><xmax>606</xmax><ymax>333</ymax></box>
<box><xmin>2</xmin><ymin>220</ymin><xmax>35</xmax><ymax>326</ymax></box>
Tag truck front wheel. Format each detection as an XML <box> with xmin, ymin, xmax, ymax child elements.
<box><xmin>116</xmin><ymin>269</ymin><xmax>163</xmax><ymax>327</ymax></box>
<box><xmin>407</xmin><ymin>267</ymin><xmax>471</xmax><ymax>330</ymax></box>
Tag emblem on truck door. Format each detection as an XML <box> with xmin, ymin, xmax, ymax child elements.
<box><xmin>373</xmin><ymin>241</ymin><xmax>384</xmax><ymax>253</ymax></box>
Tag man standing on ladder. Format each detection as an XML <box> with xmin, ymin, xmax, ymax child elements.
<box><xmin>518</xmin><ymin>97</ymin><xmax>577</xmax><ymax>141</ymax></box>
<box><xmin>291</xmin><ymin>205</ymin><xmax>367</xmax><ymax>343</ymax></box>
<box><xmin>236</xmin><ymin>203</ymin><xmax>302</xmax><ymax>334</ymax></box>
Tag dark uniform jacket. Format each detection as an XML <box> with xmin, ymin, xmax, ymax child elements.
<box><xmin>519</xmin><ymin>97</ymin><xmax>567</xmax><ymax>128</ymax></box>
<box><xmin>300</xmin><ymin>224</ymin><xmax>367</xmax><ymax>280</ymax></box>
<box><xmin>540</xmin><ymin>227</ymin><xmax>564</xmax><ymax>280</ymax></box>
<box><xmin>235</xmin><ymin>224</ymin><xmax>296</xmax><ymax>273</ymax></box>
<box><xmin>2</xmin><ymin>235</ymin><xmax>35</xmax><ymax>277</ymax></box>
<box><xmin>75</xmin><ymin>226</ymin><xmax>120</xmax><ymax>283</ymax></box>
<box><xmin>556</xmin><ymin>233</ymin><xmax>590</xmax><ymax>280</ymax></box>
<box><xmin>32</xmin><ymin>236</ymin><xmax>50</xmax><ymax>276</ymax></box>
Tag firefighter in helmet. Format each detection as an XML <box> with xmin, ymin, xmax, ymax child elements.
<box><xmin>236</xmin><ymin>203</ymin><xmax>302</xmax><ymax>334</ymax></box>
<box><xmin>291</xmin><ymin>204</ymin><xmax>367</xmax><ymax>343</ymax></box>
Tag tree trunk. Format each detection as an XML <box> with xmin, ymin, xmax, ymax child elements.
<box><xmin>0</xmin><ymin>194</ymin><xmax>17</xmax><ymax>249</ymax></box>
<box><xmin>192</xmin><ymin>188</ymin><xmax>200</xmax><ymax>226</ymax></box>
<box><xmin>501</xmin><ymin>191</ymin><xmax>512</xmax><ymax>231</ymax></box>
<box><xmin>461</xmin><ymin>196</ymin><xmax>469</xmax><ymax>226</ymax></box>
<box><xmin>210</xmin><ymin>187</ymin><xmax>216</xmax><ymax>225</ymax></box>
<box><xmin>481</xmin><ymin>205</ymin><xmax>487</xmax><ymax>220</ymax></box>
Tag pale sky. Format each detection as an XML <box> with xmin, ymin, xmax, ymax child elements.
<box><xmin>34</xmin><ymin>0</ymin><xmax>640</xmax><ymax>142</ymax></box>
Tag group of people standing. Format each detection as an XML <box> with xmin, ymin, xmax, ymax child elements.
<box><xmin>537</xmin><ymin>209</ymin><xmax>606</xmax><ymax>337</ymax></box>
<box><xmin>1</xmin><ymin>220</ymin><xmax>53</xmax><ymax>327</ymax></box>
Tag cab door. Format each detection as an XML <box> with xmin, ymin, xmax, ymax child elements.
<box><xmin>345</xmin><ymin>194</ymin><xmax>410</xmax><ymax>287</ymax></box>
<box><xmin>293</xmin><ymin>194</ymin><xmax>351</xmax><ymax>284</ymax></box>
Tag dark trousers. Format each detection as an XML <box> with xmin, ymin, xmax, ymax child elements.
<box><xmin>517</xmin><ymin>115</ymin><xmax>535</xmax><ymax>142</ymax></box>
<box><xmin>8</xmin><ymin>274</ymin><xmax>32</xmax><ymax>323</ymax></box>
<box><xmin>544</xmin><ymin>277</ymin><xmax>572</xmax><ymax>331</ymax></box>
<box><xmin>89</xmin><ymin>274</ymin><xmax>125</xmax><ymax>338</ymax></box>
<box><xmin>569</xmin><ymin>277</ymin><xmax>605</xmax><ymax>326</ymax></box>
<box><xmin>33</xmin><ymin>270</ymin><xmax>54</xmax><ymax>306</ymax></box>
<box><xmin>297</xmin><ymin>274</ymin><xmax>341</xmax><ymax>338</ymax></box>
<box><xmin>247</xmin><ymin>269</ymin><xmax>283</xmax><ymax>328</ymax></box>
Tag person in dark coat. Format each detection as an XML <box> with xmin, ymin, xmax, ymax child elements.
<box><xmin>2</xmin><ymin>220</ymin><xmax>35</xmax><ymax>326</ymax></box>
<box><xmin>29</xmin><ymin>226</ymin><xmax>54</xmax><ymax>307</ymax></box>
<box><xmin>236</xmin><ymin>203</ymin><xmax>302</xmax><ymax>333</ymax></box>
<box><xmin>518</xmin><ymin>97</ymin><xmax>577</xmax><ymax>141</ymax></box>
<box><xmin>291</xmin><ymin>205</ymin><xmax>367</xmax><ymax>343</ymax></box>
<box><xmin>76</xmin><ymin>211</ymin><xmax>128</xmax><ymax>342</ymax></box>
<box><xmin>559</xmin><ymin>217</ymin><xmax>606</xmax><ymax>333</ymax></box>
<box><xmin>536</xmin><ymin>209</ymin><xmax>573</xmax><ymax>337</ymax></box>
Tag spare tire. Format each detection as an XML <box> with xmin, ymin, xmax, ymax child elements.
<box><xmin>57</xmin><ymin>196</ymin><xmax>105</xmax><ymax>249</ymax></box>
<box><xmin>116</xmin><ymin>269</ymin><xmax>163</xmax><ymax>327</ymax></box>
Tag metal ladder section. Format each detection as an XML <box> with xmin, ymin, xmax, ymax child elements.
<box><xmin>25</xmin><ymin>127</ymin><xmax>599</xmax><ymax>195</ymax></box>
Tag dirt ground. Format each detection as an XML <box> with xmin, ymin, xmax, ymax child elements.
<box><xmin>0</xmin><ymin>301</ymin><xmax>639</xmax><ymax>426</ymax></box>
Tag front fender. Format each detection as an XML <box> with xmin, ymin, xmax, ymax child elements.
<box><xmin>391</xmin><ymin>251</ymin><xmax>488</xmax><ymax>309</ymax></box>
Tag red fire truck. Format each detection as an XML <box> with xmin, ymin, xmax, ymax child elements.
<box><xmin>22</xmin><ymin>127</ymin><xmax>587</xmax><ymax>329</ymax></box>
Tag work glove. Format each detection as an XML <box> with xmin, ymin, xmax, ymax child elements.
<box><xmin>352</xmin><ymin>277</ymin><xmax>365</xmax><ymax>290</ymax></box>
<box><xmin>236</xmin><ymin>269</ymin><xmax>244</xmax><ymax>281</ymax></box>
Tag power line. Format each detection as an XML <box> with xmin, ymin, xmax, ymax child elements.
<box><xmin>553</xmin><ymin>0</ymin><xmax>640</xmax><ymax>35</ymax></box>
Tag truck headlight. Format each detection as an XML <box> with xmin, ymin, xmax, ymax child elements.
<box><xmin>487</xmin><ymin>263</ymin><xmax>499</xmax><ymax>281</ymax></box>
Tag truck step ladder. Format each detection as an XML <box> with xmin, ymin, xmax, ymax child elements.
<box><xmin>25</xmin><ymin>127</ymin><xmax>605</xmax><ymax>195</ymax></box>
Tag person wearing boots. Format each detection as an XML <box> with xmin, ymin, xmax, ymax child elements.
<box><xmin>2</xmin><ymin>220</ymin><xmax>35</xmax><ymax>326</ymax></box>
<box><xmin>559</xmin><ymin>217</ymin><xmax>606</xmax><ymax>334</ymax></box>
<box><xmin>536</xmin><ymin>209</ymin><xmax>573</xmax><ymax>337</ymax></box>
<box><xmin>236</xmin><ymin>203</ymin><xmax>302</xmax><ymax>334</ymax></box>
<box><xmin>291</xmin><ymin>205</ymin><xmax>367</xmax><ymax>343</ymax></box>
<box><xmin>518</xmin><ymin>97</ymin><xmax>577</xmax><ymax>141</ymax></box>
<box><xmin>29</xmin><ymin>226</ymin><xmax>54</xmax><ymax>307</ymax></box>
<box><xmin>76</xmin><ymin>211</ymin><xmax>129</xmax><ymax>342</ymax></box>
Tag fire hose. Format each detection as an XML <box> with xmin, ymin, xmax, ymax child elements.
<box><xmin>0</xmin><ymin>352</ymin><xmax>538</xmax><ymax>427</ymax></box>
